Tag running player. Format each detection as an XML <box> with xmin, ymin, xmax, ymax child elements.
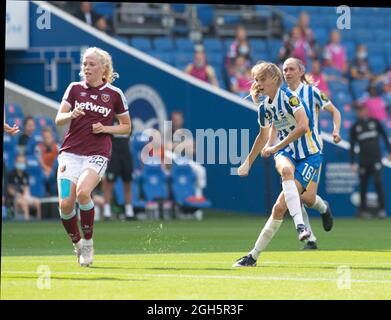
<box><xmin>283</xmin><ymin>57</ymin><xmax>341</xmax><ymax>249</ymax></box>
<box><xmin>233</xmin><ymin>61</ymin><xmax>321</xmax><ymax>267</ymax></box>
<box><xmin>55</xmin><ymin>47</ymin><xmax>131</xmax><ymax>267</ymax></box>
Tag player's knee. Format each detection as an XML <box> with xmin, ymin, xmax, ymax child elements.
<box><xmin>281</xmin><ymin>166</ymin><xmax>294</xmax><ymax>180</ymax></box>
<box><xmin>302</xmin><ymin>192</ymin><xmax>316</xmax><ymax>207</ymax></box>
<box><xmin>272</xmin><ymin>201</ymin><xmax>286</xmax><ymax>219</ymax></box>
<box><xmin>76</xmin><ymin>187</ymin><xmax>91</xmax><ymax>203</ymax></box>
<box><xmin>59</xmin><ymin>198</ymin><xmax>74</xmax><ymax>214</ymax></box>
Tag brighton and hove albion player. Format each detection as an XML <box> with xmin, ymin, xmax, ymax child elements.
<box><xmin>233</xmin><ymin>61</ymin><xmax>321</xmax><ymax>267</ymax></box>
<box><xmin>282</xmin><ymin>57</ymin><xmax>341</xmax><ymax>249</ymax></box>
<box><xmin>55</xmin><ymin>47</ymin><xmax>131</xmax><ymax>267</ymax></box>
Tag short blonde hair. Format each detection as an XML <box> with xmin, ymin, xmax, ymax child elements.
<box><xmin>80</xmin><ymin>47</ymin><xmax>119</xmax><ymax>83</ymax></box>
<box><xmin>249</xmin><ymin>61</ymin><xmax>283</xmax><ymax>104</ymax></box>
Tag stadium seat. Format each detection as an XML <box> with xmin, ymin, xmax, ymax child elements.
<box><xmin>249</xmin><ymin>39</ymin><xmax>268</xmax><ymax>52</ymax></box>
<box><xmin>34</xmin><ymin>116</ymin><xmax>58</xmax><ymax>140</ymax></box>
<box><xmin>351</xmin><ymin>79</ymin><xmax>370</xmax><ymax>100</ymax></box>
<box><xmin>141</xmin><ymin>159</ymin><xmax>170</xmax><ymax>202</ymax></box>
<box><xmin>175</xmin><ymin>38</ymin><xmax>195</xmax><ymax>52</ymax></box>
<box><xmin>368</xmin><ymin>55</ymin><xmax>387</xmax><ymax>74</ymax></box>
<box><xmin>3</xmin><ymin>134</ymin><xmax>17</xmax><ymax>170</ymax></box>
<box><xmin>171</xmin><ymin>157</ymin><xmax>211</xmax><ymax>213</ymax></box>
<box><xmin>173</xmin><ymin>52</ymin><xmax>193</xmax><ymax>66</ymax></box>
<box><xmin>25</xmin><ymin>133</ymin><xmax>44</xmax><ymax>156</ymax></box>
<box><xmin>92</xmin><ymin>2</ymin><xmax>115</xmax><ymax>20</ymax></box>
<box><xmin>131</xmin><ymin>131</ymin><xmax>151</xmax><ymax>172</ymax></box>
<box><xmin>206</xmin><ymin>52</ymin><xmax>224</xmax><ymax>67</ymax></box>
<box><xmin>25</xmin><ymin>155</ymin><xmax>46</xmax><ymax>198</ymax></box>
<box><xmin>5</xmin><ymin>103</ymin><xmax>24</xmax><ymax>119</ymax></box>
<box><xmin>7</xmin><ymin>116</ymin><xmax>24</xmax><ymax>131</ymax></box>
<box><xmin>196</xmin><ymin>4</ymin><xmax>214</xmax><ymax>28</ymax></box>
<box><xmin>203</xmin><ymin>38</ymin><xmax>224</xmax><ymax>52</ymax></box>
<box><xmin>153</xmin><ymin>37</ymin><xmax>174</xmax><ymax>52</ymax></box>
<box><xmin>113</xmin><ymin>178</ymin><xmax>125</xmax><ymax>206</ymax></box>
<box><xmin>327</xmin><ymin>80</ymin><xmax>349</xmax><ymax>94</ymax></box>
<box><xmin>130</xmin><ymin>37</ymin><xmax>153</xmax><ymax>51</ymax></box>
<box><xmin>149</xmin><ymin>51</ymin><xmax>174</xmax><ymax>65</ymax></box>
<box><xmin>131</xmin><ymin>175</ymin><xmax>147</xmax><ymax>212</ymax></box>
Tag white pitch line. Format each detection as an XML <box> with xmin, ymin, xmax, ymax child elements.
<box><xmin>2</xmin><ymin>270</ymin><xmax>391</xmax><ymax>284</ymax></box>
<box><xmin>2</xmin><ymin>259</ymin><xmax>391</xmax><ymax>266</ymax></box>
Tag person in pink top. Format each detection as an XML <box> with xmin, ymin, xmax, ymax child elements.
<box><xmin>323</xmin><ymin>30</ymin><xmax>347</xmax><ymax>73</ymax></box>
<box><xmin>279</xmin><ymin>26</ymin><xmax>313</xmax><ymax>67</ymax></box>
<box><xmin>185</xmin><ymin>49</ymin><xmax>219</xmax><ymax>87</ymax></box>
<box><xmin>359</xmin><ymin>84</ymin><xmax>389</xmax><ymax>121</ymax></box>
<box><xmin>55</xmin><ymin>47</ymin><xmax>132</xmax><ymax>267</ymax></box>
<box><xmin>308</xmin><ymin>59</ymin><xmax>330</xmax><ymax>96</ymax></box>
<box><xmin>230</xmin><ymin>56</ymin><xmax>253</xmax><ymax>97</ymax></box>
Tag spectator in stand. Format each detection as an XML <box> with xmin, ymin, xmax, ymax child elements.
<box><xmin>279</xmin><ymin>26</ymin><xmax>314</xmax><ymax>67</ymax></box>
<box><xmin>185</xmin><ymin>49</ymin><xmax>219</xmax><ymax>87</ymax></box>
<box><xmin>308</xmin><ymin>59</ymin><xmax>331</xmax><ymax>97</ymax></box>
<box><xmin>350</xmin><ymin>44</ymin><xmax>373</xmax><ymax>81</ymax></box>
<box><xmin>323</xmin><ymin>30</ymin><xmax>348</xmax><ymax>74</ymax></box>
<box><xmin>359</xmin><ymin>83</ymin><xmax>389</xmax><ymax>121</ymax></box>
<box><xmin>7</xmin><ymin>154</ymin><xmax>42</xmax><ymax>221</ymax></box>
<box><xmin>35</xmin><ymin>127</ymin><xmax>60</xmax><ymax>195</ymax></box>
<box><xmin>374</xmin><ymin>68</ymin><xmax>391</xmax><ymax>110</ymax></box>
<box><xmin>230</xmin><ymin>56</ymin><xmax>253</xmax><ymax>98</ymax></box>
<box><xmin>224</xmin><ymin>26</ymin><xmax>252</xmax><ymax>87</ymax></box>
<box><xmin>17</xmin><ymin>116</ymin><xmax>36</xmax><ymax>154</ymax></box>
<box><xmin>74</xmin><ymin>2</ymin><xmax>103</xmax><ymax>27</ymax></box>
<box><xmin>95</xmin><ymin>16</ymin><xmax>113</xmax><ymax>35</ymax></box>
<box><xmin>296</xmin><ymin>12</ymin><xmax>317</xmax><ymax>55</ymax></box>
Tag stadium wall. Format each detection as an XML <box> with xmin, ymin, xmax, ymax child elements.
<box><xmin>4</xmin><ymin>1</ymin><xmax>390</xmax><ymax>217</ymax></box>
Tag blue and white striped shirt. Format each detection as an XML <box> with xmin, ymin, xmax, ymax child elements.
<box><xmin>294</xmin><ymin>83</ymin><xmax>332</xmax><ymax>150</ymax></box>
<box><xmin>258</xmin><ymin>86</ymin><xmax>321</xmax><ymax>160</ymax></box>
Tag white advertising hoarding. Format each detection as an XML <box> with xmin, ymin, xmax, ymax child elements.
<box><xmin>6</xmin><ymin>0</ymin><xmax>29</xmax><ymax>50</ymax></box>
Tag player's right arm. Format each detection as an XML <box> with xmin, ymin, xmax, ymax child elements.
<box><xmin>237</xmin><ymin>125</ymin><xmax>270</xmax><ymax>177</ymax></box>
<box><xmin>56</xmin><ymin>83</ymin><xmax>85</xmax><ymax>126</ymax></box>
<box><xmin>55</xmin><ymin>100</ymin><xmax>85</xmax><ymax>126</ymax></box>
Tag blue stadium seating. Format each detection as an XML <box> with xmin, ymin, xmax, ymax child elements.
<box><xmin>153</xmin><ymin>37</ymin><xmax>174</xmax><ymax>52</ymax></box>
<box><xmin>131</xmin><ymin>175</ymin><xmax>146</xmax><ymax>211</ymax></box>
<box><xmin>5</xmin><ymin>103</ymin><xmax>24</xmax><ymax>119</ymax></box>
<box><xmin>130</xmin><ymin>37</ymin><xmax>152</xmax><ymax>51</ymax></box>
<box><xmin>3</xmin><ymin>134</ymin><xmax>17</xmax><ymax>170</ymax></box>
<box><xmin>351</xmin><ymin>79</ymin><xmax>370</xmax><ymax>100</ymax></box>
<box><xmin>171</xmin><ymin>157</ymin><xmax>211</xmax><ymax>211</ymax></box>
<box><xmin>174</xmin><ymin>52</ymin><xmax>193</xmax><ymax>66</ymax></box>
<box><xmin>131</xmin><ymin>132</ymin><xmax>150</xmax><ymax>172</ymax></box>
<box><xmin>175</xmin><ymin>38</ymin><xmax>195</xmax><ymax>52</ymax></box>
<box><xmin>249</xmin><ymin>39</ymin><xmax>268</xmax><ymax>52</ymax></box>
<box><xmin>149</xmin><ymin>51</ymin><xmax>174</xmax><ymax>65</ymax></box>
<box><xmin>196</xmin><ymin>4</ymin><xmax>214</xmax><ymax>28</ymax></box>
<box><xmin>203</xmin><ymin>38</ymin><xmax>224</xmax><ymax>52</ymax></box>
<box><xmin>141</xmin><ymin>159</ymin><xmax>169</xmax><ymax>202</ymax></box>
<box><xmin>368</xmin><ymin>55</ymin><xmax>387</xmax><ymax>74</ymax></box>
<box><xmin>92</xmin><ymin>2</ymin><xmax>115</xmax><ymax>20</ymax></box>
<box><xmin>25</xmin><ymin>155</ymin><xmax>46</xmax><ymax>197</ymax></box>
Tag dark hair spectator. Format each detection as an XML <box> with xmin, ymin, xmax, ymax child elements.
<box><xmin>185</xmin><ymin>49</ymin><xmax>219</xmax><ymax>87</ymax></box>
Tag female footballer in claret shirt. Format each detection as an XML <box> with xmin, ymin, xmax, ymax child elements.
<box><xmin>55</xmin><ymin>47</ymin><xmax>131</xmax><ymax>267</ymax></box>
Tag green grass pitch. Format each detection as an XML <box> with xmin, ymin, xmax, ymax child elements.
<box><xmin>1</xmin><ymin>210</ymin><xmax>391</xmax><ymax>300</ymax></box>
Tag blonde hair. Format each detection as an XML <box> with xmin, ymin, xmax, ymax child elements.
<box><xmin>285</xmin><ymin>57</ymin><xmax>318</xmax><ymax>87</ymax></box>
<box><xmin>80</xmin><ymin>47</ymin><xmax>119</xmax><ymax>83</ymax></box>
<box><xmin>249</xmin><ymin>61</ymin><xmax>283</xmax><ymax>104</ymax></box>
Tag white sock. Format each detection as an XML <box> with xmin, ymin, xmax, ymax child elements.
<box><xmin>302</xmin><ymin>205</ymin><xmax>316</xmax><ymax>242</ymax></box>
<box><xmin>125</xmin><ymin>204</ymin><xmax>134</xmax><ymax>218</ymax></box>
<box><xmin>94</xmin><ymin>206</ymin><xmax>101</xmax><ymax>221</ymax></box>
<box><xmin>282</xmin><ymin>180</ymin><xmax>304</xmax><ymax>227</ymax></box>
<box><xmin>310</xmin><ymin>195</ymin><xmax>328</xmax><ymax>214</ymax></box>
<box><xmin>249</xmin><ymin>217</ymin><xmax>283</xmax><ymax>260</ymax></box>
<box><xmin>103</xmin><ymin>204</ymin><xmax>111</xmax><ymax>218</ymax></box>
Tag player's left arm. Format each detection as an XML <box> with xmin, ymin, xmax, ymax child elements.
<box><xmin>92</xmin><ymin>112</ymin><xmax>131</xmax><ymax>135</ymax></box>
<box><xmin>323</xmin><ymin>103</ymin><xmax>341</xmax><ymax>143</ymax></box>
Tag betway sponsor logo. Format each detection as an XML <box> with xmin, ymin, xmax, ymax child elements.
<box><xmin>75</xmin><ymin>101</ymin><xmax>111</xmax><ymax>117</ymax></box>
